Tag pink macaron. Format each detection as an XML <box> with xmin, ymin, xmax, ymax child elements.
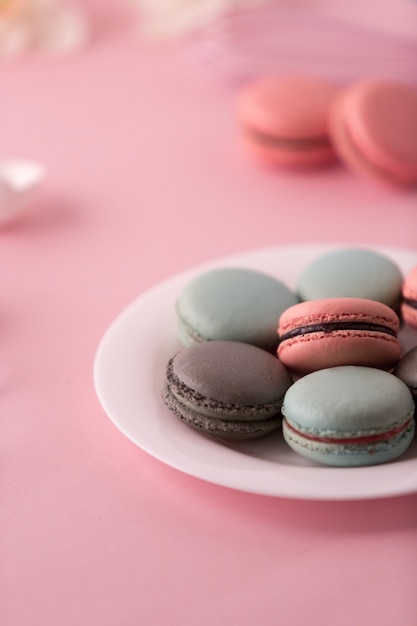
<box><xmin>277</xmin><ymin>297</ymin><xmax>401</xmax><ymax>377</ymax></box>
<box><xmin>237</xmin><ymin>75</ymin><xmax>340</xmax><ymax>168</ymax></box>
<box><xmin>329</xmin><ymin>78</ymin><xmax>417</xmax><ymax>187</ymax></box>
<box><xmin>401</xmin><ymin>266</ymin><xmax>417</xmax><ymax>329</ymax></box>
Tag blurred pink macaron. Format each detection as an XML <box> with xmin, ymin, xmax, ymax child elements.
<box><xmin>329</xmin><ymin>79</ymin><xmax>417</xmax><ymax>187</ymax></box>
<box><xmin>237</xmin><ymin>75</ymin><xmax>340</xmax><ymax>168</ymax></box>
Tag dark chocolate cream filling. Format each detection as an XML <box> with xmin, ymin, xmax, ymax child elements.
<box><xmin>403</xmin><ymin>297</ymin><xmax>417</xmax><ymax>310</ymax></box>
<box><xmin>245</xmin><ymin>126</ymin><xmax>331</xmax><ymax>151</ymax></box>
<box><xmin>279</xmin><ymin>321</ymin><xmax>397</xmax><ymax>343</ymax></box>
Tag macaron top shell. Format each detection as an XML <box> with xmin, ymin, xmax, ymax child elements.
<box><xmin>176</xmin><ymin>267</ymin><xmax>298</xmax><ymax>351</ymax></box>
<box><xmin>238</xmin><ymin>75</ymin><xmax>339</xmax><ymax>140</ymax></box>
<box><xmin>296</xmin><ymin>248</ymin><xmax>403</xmax><ymax>306</ymax></box>
<box><xmin>282</xmin><ymin>366</ymin><xmax>414</xmax><ymax>435</ymax></box>
<box><xmin>278</xmin><ymin>297</ymin><xmax>400</xmax><ymax>335</ymax></box>
<box><xmin>168</xmin><ymin>341</ymin><xmax>292</xmax><ymax>417</ymax></box>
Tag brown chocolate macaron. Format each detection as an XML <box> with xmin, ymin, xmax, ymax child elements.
<box><xmin>162</xmin><ymin>341</ymin><xmax>292</xmax><ymax>440</ymax></box>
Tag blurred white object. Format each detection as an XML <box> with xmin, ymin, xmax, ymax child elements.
<box><xmin>0</xmin><ymin>0</ymin><xmax>89</xmax><ymax>58</ymax></box>
<box><xmin>129</xmin><ymin>0</ymin><xmax>267</xmax><ymax>37</ymax></box>
<box><xmin>0</xmin><ymin>161</ymin><xmax>45</xmax><ymax>224</ymax></box>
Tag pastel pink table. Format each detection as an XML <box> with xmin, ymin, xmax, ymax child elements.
<box><xmin>1</xmin><ymin>3</ymin><xmax>417</xmax><ymax>625</ymax></box>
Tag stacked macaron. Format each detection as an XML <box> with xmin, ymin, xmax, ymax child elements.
<box><xmin>278</xmin><ymin>248</ymin><xmax>415</xmax><ymax>465</ymax></box>
<box><xmin>161</xmin><ymin>247</ymin><xmax>417</xmax><ymax>467</ymax></box>
<box><xmin>163</xmin><ymin>267</ymin><xmax>297</xmax><ymax>440</ymax></box>
<box><xmin>277</xmin><ymin>247</ymin><xmax>404</xmax><ymax>378</ymax></box>
<box><xmin>237</xmin><ymin>75</ymin><xmax>417</xmax><ymax>187</ymax></box>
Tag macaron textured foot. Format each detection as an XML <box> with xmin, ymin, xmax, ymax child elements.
<box><xmin>162</xmin><ymin>341</ymin><xmax>293</xmax><ymax>440</ymax></box>
<box><xmin>277</xmin><ymin>297</ymin><xmax>401</xmax><ymax>377</ymax></box>
<box><xmin>296</xmin><ymin>247</ymin><xmax>403</xmax><ymax>309</ymax></box>
<box><xmin>282</xmin><ymin>366</ymin><xmax>415</xmax><ymax>467</ymax></box>
<box><xmin>176</xmin><ymin>267</ymin><xmax>298</xmax><ymax>353</ymax></box>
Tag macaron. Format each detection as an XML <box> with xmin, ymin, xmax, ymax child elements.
<box><xmin>401</xmin><ymin>265</ymin><xmax>417</xmax><ymax>328</ymax></box>
<box><xmin>296</xmin><ymin>247</ymin><xmax>403</xmax><ymax>309</ymax></box>
<box><xmin>161</xmin><ymin>341</ymin><xmax>293</xmax><ymax>440</ymax></box>
<box><xmin>237</xmin><ymin>75</ymin><xmax>340</xmax><ymax>168</ymax></box>
<box><xmin>329</xmin><ymin>78</ymin><xmax>417</xmax><ymax>186</ymax></box>
<box><xmin>277</xmin><ymin>297</ymin><xmax>401</xmax><ymax>377</ymax></box>
<box><xmin>176</xmin><ymin>267</ymin><xmax>298</xmax><ymax>353</ymax></box>
<box><xmin>281</xmin><ymin>366</ymin><xmax>415</xmax><ymax>467</ymax></box>
<box><xmin>394</xmin><ymin>346</ymin><xmax>417</xmax><ymax>402</ymax></box>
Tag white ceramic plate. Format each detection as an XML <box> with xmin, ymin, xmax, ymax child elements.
<box><xmin>94</xmin><ymin>244</ymin><xmax>417</xmax><ymax>500</ymax></box>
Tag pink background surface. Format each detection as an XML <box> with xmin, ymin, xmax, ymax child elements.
<box><xmin>1</xmin><ymin>1</ymin><xmax>417</xmax><ymax>625</ymax></box>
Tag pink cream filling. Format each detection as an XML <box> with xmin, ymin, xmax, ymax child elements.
<box><xmin>284</xmin><ymin>418</ymin><xmax>412</xmax><ymax>445</ymax></box>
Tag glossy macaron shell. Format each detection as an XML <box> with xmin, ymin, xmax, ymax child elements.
<box><xmin>176</xmin><ymin>267</ymin><xmax>298</xmax><ymax>352</ymax></box>
<box><xmin>401</xmin><ymin>265</ymin><xmax>417</xmax><ymax>328</ymax></box>
<box><xmin>162</xmin><ymin>341</ymin><xmax>293</xmax><ymax>439</ymax></box>
<box><xmin>296</xmin><ymin>247</ymin><xmax>403</xmax><ymax>308</ymax></box>
<box><xmin>278</xmin><ymin>297</ymin><xmax>401</xmax><ymax>375</ymax></box>
<box><xmin>237</xmin><ymin>75</ymin><xmax>340</xmax><ymax>167</ymax></box>
<box><xmin>330</xmin><ymin>79</ymin><xmax>417</xmax><ymax>186</ymax></box>
<box><xmin>282</xmin><ymin>366</ymin><xmax>415</xmax><ymax>466</ymax></box>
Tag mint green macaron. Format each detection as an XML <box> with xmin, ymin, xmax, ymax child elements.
<box><xmin>282</xmin><ymin>366</ymin><xmax>415</xmax><ymax>466</ymax></box>
<box><xmin>176</xmin><ymin>267</ymin><xmax>298</xmax><ymax>353</ymax></box>
<box><xmin>296</xmin><ymin>248</ymin><xmax>403</xmax><ymax>308</ymax></box>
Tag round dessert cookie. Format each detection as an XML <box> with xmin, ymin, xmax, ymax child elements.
<box><xmin>277</xmin><ymin>297</ymin><xmax>401</xmax><ymax>377</ymax></box>
<box><xmin>282</xmin><ymin>366</ymin><xmax>415</xmax><ymax>467</ymax></box>
<box><xmin>161</xmin><ymin>341</ymin><xmax>293</xmax><ymax>440</ymax></box>
<box><xmin>394</xmin><ymin>346</ymin><xmax>417</xmax><ymax>402</ymax></box>
<box><xmin>237</xmin><ymin>75</ymin><xmax>340</xmax><ymax>168</ymax></box>
<box><xmin>176</xmin><ymin>267</ymin><xmax>298</xmax><ymax>353</ymax></box>
<box><xmin>296</xmin><ymin>247</ymin><xmax>403</xmax><ymax>309</ymax></box>
<box><xmin>329</xmin><ymin>78</ymin><xmax>417</xmax><ymax>187</ymax></box>
<box><xmin>401</xmin><ymin>265</ymin><xmax>417</xmax><ymax>329</ymax></box>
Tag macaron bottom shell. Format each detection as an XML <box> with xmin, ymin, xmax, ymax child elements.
<box><xmin>162</xmin><ymin>383</ymin><xmax>280</xmax><ymax>440</ymax></box>
<box><xmin>278</xmin><ymin>332</ymin><xmax>401</xmax><ymax>376</ymax></box>
<box><xmin>282</xmin><ymin>418</ymin><xmax>415</xmax><ymax>467</ymax></box>
<box><xmin>241</xmin><ymin>134</ymin><xmax>336</xmax><ymax>169</ymax></box>
<box><xmin>176</xmin><ymin>313</ymin><xmax>204</xmax><ymax>347</ymax></box>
